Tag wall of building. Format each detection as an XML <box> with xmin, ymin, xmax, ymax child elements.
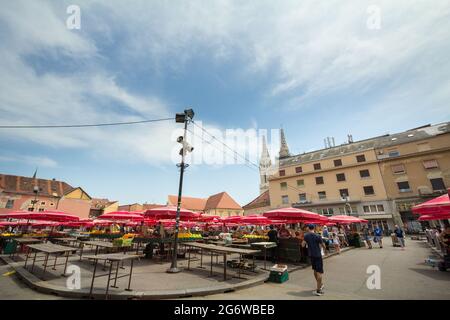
<box><xmin>268</xmin><ymin>149</ymin><xmax>389</xmax><ymax>207</ymax></box>
<box><xmin>205</xmin><ymin>208</ymin><xmax>244</xmax><ymax>217</ymax></box>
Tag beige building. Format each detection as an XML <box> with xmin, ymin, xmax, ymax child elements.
<box><xmin>375</xmin><ymin>123</ymin><xmax>450</xmax><ymax>230</ymax></box>
<box><xmin>243</xmin><ymin>190</ymin><xmax>271</xmax><ymax>216</ymax></box>
<box><xmin>257</xmin><ymin>121</ymin><xmax>450</xmax><ymax>232</ymax></box>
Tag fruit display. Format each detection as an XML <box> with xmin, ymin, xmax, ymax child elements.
<box><xmin>0</xmin><ymin>233</ymin><xmax>16</xmax><ymax>237</ymax></box>
<box><xmin>243</xmin><ymin>234</ymin><xmax>269</xmax><ymax>240</ymax></box>
<box><xmin>122</xmin><ymin>233</ymin><xmax>137</xmax><ymax>239</ymax></box>
<box><xmin>177</xmin><ymin>233</ymin><xmax>202</xmax><ymax>241</ymax></box>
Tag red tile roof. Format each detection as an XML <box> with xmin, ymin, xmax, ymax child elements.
<box><xmin>0</xmin><ymin>173</ymin><xmax>73</xmax><ymax>197</ymax></box>
<box><xmin>243</xmin><ymin>190</ymin><xmax>271</xmax><ymax>210</ymax></box>
<box><xmin>168</xmin><ymin>192</ymin><xmax>242</xmax><ymax>211</ymax></box>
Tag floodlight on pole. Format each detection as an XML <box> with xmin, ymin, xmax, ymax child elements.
<box><xmin>167</xmin><ymin>108</ymin><xmax>194</xmax><ymax>274</ymax></box>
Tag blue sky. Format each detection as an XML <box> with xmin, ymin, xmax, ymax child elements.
<box><xmin>1</xmin><ymin>1</ymin><xmax>450</xmax><ymax>206</ymax></box>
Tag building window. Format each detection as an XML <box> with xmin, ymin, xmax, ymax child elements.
<box><xmin>336</xmin><ymin>173</ymin><xmax>346</xmax><ymax>182</ymax></box>
<box><xmin>397</xmin><ymin>181</ymin><xmax>411</xmax><ymax>192</ymax></box>
<box><xmin>359</xmin><ymin>169</ymin><xmax>370</xmax><ymax>178</ymax></box>
<box><xmin>297</xmin><ymin>179</ymin><xmax>304</xmax><ymax>187</ymax></box>
<box><xmin>281</xmin><ymin>195</ymin><xmax>289</xmax><ymax>205</ymax></box>
<box><xmin>299</xmin><ymin>193</ymin><xmax>307</xmax><ymax>202</ymax></box>
<box><xmin>279</xmin><ymin>170</ymin><xmax>285</xmax><ymax>176</ymax></box>
<box><xmin>363</xmin><ymin>186</ymin><xmax>375</xmax><ymax>195</ymax></box>
<box><xmin>391</xmin><ymin>164</ymin><xmax>406</xmax><ymax>174</ymax></box>
<box><xmin>28</xmin><ymin>207</ymin><xmax>34</xmax><ymax>212</ymax></box>
<box><xmin>430</xmin><ymin>178</ymin><xmax>446</xmax><ymax>191</ymax></box>
<box><xmin>315</xmin><ymin>176</ymin><xmax>324</xmax><ymax>185</ymax></box>
<box><xmin>313</xmin><ymin>163</ymin><xmax>321</xmax><ymax>170</ymax></box>
<box><xmin>363</xmin><ymin>204</ymin><xmax>385</xmax><ymax>213</ymax></box>
<box><xmin>356</xmin><ymin>155</ymin><xmax>366</xmax><ymax>162</ymax></box>
<box><xmin>334</xmin><ymin>159</ymin><xmax>342</xmax><ymax>167</ymax></box>
<box><xmin>295</xmin><ymin>166</ymin><xmax>303</xmax><ymax>173</ymax></box>
<box><xmin>318</xmin><ymin>191</ymin><xmax>327</xmax><ymax>200</ymax></box>
<box><xmin>339</xmin><ymin>207</ymin><xmax>346</xmax><ymax>214</ymax></box>
<box><xmin>339</xmin><ymin>189</ymin><xmax>349</xmax><ymax>198</ymax></box>
<box><xmin>40</xmin><ymin>201</ymin><xmax>46</xmax><ymax>205</ymax></box>
<box><xmin>38</xmin><ymin>208</ymin><xmax>44</xmax><ymax>212</ymax></box>
<box><xmin>388</xmin><ymin>150</ymin><xmax>400</xmax><ymax>157</ymax></box>
<box><xmin>5</xmin><ymin>199</ymin><xmax>14</xmax><ymax>209</ymax></box>
<box><xmin>280</xmin><ymin>182</ymin><xmax>287</xmax><ymax>190</ymax></box>
<box><xmin>320</xmin><ymin>208</ymin><xmax>334</xmax><ymax>215</ymax></box>
<box><xmin>423</xmin><ymin>159</ymin><xmax>439</xmax><ymax>169</ymax></box>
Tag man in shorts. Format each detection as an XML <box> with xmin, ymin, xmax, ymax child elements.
<box><xmin>302</xmin><ymin>224</ymin><xmax>327</xmax><ymax>296</ymax></box>
<box><xmin>373</xmin><ymin>225</ymin><xmax>383</xmax><ymax>248</ymax></box>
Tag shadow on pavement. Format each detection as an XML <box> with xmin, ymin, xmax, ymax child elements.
<box><xmin>286</xmin><ymin>290</ymin><xmax>318</xmax><ymax>298</ymax></box>
<box><xmin>408</xmin><ymin>268</ymin><xmax>450</xmax><ymax>281</ymax></box>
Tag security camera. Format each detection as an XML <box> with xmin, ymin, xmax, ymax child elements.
<box><xmin>177</xmin><ymin>136</ymin><xmax>183</xmax><ymax>143</ymax></box>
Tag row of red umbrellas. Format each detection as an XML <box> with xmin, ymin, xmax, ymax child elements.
<box><xmin>0</xmin><ymin>205</ymin><xmax>372</xmax><ymax>229</ymax></box>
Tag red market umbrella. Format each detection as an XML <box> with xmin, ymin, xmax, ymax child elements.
<box><xmin>0</xmin><ymin>210</ymin><xmax>80</xmax><ymax>222</ymax></box>
<box><xmin>221</xmin><ymin>216</ymin><xmax>243</xmax><ymax>224</ymax></box>
<box><xmin>29</xmin><ymin>221</ymin><xmax>60</xmax><ymax>228</ymax></box>
<box><xmin>328</xmin><ymin>215</ymin><xmax>367</xmax><ymax>224</ymax></box>
<box><xmin>196</xmin><ymin>215</ymin><xmax>221</xmax><ymax>222</ymax></box>
<box><xmin>97</xmin><ymin>212</ymin><xmax>144</xmax><ymax>222</ymax></box>
<box><xmin>144</xmin><ymin>206</ymin><xmax>200</xmax><ymax>221</ymax></box>
<box><xmin>412</xmin><ymin>190</ymin><xmax>450</xmax><ymax>216</ymax></box>
<box><xmin>418</xmin><ymin>213</ymin><xmax>450</xmax><ymax>221</ymax></box>
<box><xmin>240</xmin><ymin>215</ymin><xmax>270</xmax><ymax>225</ymax></box>
<box><xmin>263</xmin><ymin>207</ymin><xmax>328</xmax><ymax>223</ymax></box>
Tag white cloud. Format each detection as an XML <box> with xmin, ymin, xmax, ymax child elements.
<box><xmin>0</xmin><ymin>155</ymin><xmax>58</xmax><ymax>168</ymax></box>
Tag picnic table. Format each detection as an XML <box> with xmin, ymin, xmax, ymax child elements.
<box><xmin>25</xmin><ymin>243</ymin><xmax>77</xmax><ymax>278</ymax></box>
<box><xmin>183</xmin><ymin>242</ymin><xmax>260</xmax><ymax>281</ymax></box>
<box><xmin>82</xmin><ymin>253</ymin><xmax>143</xmax><ymax>299</ymax></box>
<box><xmin>250</xmin><ymin>242</ymin><xmax>277</xmax><ymax>270</ymax></box>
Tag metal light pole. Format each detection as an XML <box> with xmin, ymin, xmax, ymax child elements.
<box><xmin>31</xmin><ymin>185</ymin><xmax>39</xmax><ymax>211</ymax></box>
<box><xmin>167</xmin><ymin>108</ymin><xmax>194</xmax><ymax>274</ymax></box>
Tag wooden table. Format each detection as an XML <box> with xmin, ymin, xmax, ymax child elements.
<box><xmin>184</xmin><ymin>242</ymin><xmax>260</xmax><ymax>281</ymax></box>
<box><xmin>53</xmin><ymin>237</ymin><xmax>79</xmax><ymax>247</ymax></box>
<box><xmin>79</xmin><ymin>240</ymin><xmax>115</xmax><ymax>260</ymax></box>
<box><xmin>25</xmin><ymin>243</ymin><xmax>77</xmax><ymax>278</ymax></box>
<box><xmin>250</xmin><ymin>242</ymin><xmax>277</xmax><ymax>270</ymax></box>
<box><xmin>11</xmin><ymin>238</ymin><xmax>43</xmax><ymax>260</ymax></box>
<box><xmin>82</xmin><ymin>253</ymin><xmax>143</xmax><ymax>299</ymax></box>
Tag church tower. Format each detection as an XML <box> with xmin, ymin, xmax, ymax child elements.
<box><xmin>259</xmin><ymin>135</ymin><xmax>272</xmax><ymax>194</ymax></box>
<box><xmin>279</xmin><ymin>128</ymin><xmax>291</xmax><ymax>159</ymax></box>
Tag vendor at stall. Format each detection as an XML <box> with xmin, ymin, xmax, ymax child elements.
<box><xmin>278</xmin><ymin>224</ymin><xmax>291</xmax><ymax>239</ymax></box>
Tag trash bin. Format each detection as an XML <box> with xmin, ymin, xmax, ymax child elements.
<box><xmin>3</xmin><ymin>240</ymin><xmax>17</xmax><ymax>255</ymax></box>
<box><xmin>391</xmin><ymin>234</ymin><xmax>400</xmax><ymax>247</ymax></box>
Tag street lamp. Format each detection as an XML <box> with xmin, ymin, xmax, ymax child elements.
<box><xmin>31</xmin><ymin>185</ymin><xmax>40</xmax><ymax>211</ymax></box>
<box><xmin>167</xmin><ymin>108</ymin><xmax>195</xmax><ymax>274</ymax></box>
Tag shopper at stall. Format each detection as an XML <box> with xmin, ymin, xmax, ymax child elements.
<box><xmin>373</xmin><ymin>225</ymin><xmax>383</xmax><ymax>248</ymax></box>
<box><xmin>394</xmin><ymin>225</ymin><xmax>406</xmax><ymax>250</ymax></box>
<box><xmin>302</xmin><ymin>224</ymin><xmax>326</xmax><ymax>296</ymax></box>
<box><xmin>362</xmin><ymin>225</ymin><xmax>372</xmax><ymax>249</ymax></box>
<box><xmin>331</xmin><ymin>232</ymin><xmax>341</xmax><ymax>254</ymax></box>
<box><xmin>268</xmin><ymin>225</ymin><xmax>279</xmax><ymax>263</ymax></box>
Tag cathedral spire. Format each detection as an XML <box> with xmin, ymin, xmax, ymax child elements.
<box><xmin>279</xmin><ymin>128</ymin><xmax>290</xmax><ymax>159</ymax></box>
<box><xmin>259</xmin><ymin>135</ymin><xmax>272</xmax><ymax>194</ymax></box>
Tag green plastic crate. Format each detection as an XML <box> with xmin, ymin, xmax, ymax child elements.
<box><xmin>3</xmin><ymin>240</ymin><xmax>17</xmax><ymax>254</ymax></box>
<box><xmin>268</xmin><ymin>270</ymin><xmax>289</xmax><ymax>283</ymax></box>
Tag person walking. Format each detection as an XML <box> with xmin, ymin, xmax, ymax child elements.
<box><xmin>362</xmin><ymin>225</ymin><xmax>372</xmax><ymax>249</ymax></box>
<box><xmin>373</xmin><ymin>225</ymin><xmax>383</xmax><ymax>248</ymax></box>
<box><xmin>302</xmin><ymin>224</ymin><xmax>326</xmax><ymax>296</ymax></box>
<box><xmin>394</xmin><ymin>225</ymin><xmax>406</xmax><ymax>250</ymax></box>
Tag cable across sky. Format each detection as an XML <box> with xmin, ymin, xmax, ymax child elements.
<box><xmin>0</xmin><ymin>117</ymin><xmax>174</xmax><ymax>129</ymax></box>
